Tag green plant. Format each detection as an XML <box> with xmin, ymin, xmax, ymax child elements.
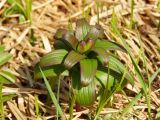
<box><xmin>4</xmin><ymin>0</ymin><xmax>32</xmax><ymax>23</ymax></box>
<box><xmin>0</xmin><ymin>45</ymin><xmax>17</xmax><ymax>120</ymax></box>
<box><xmin>34</xmin><ymin>18</ymin><xmax>134</xmax><ymax>119</ymax></box>
<box><xmin>110</xmin><ymin>9</ymin><xmax>160</xmax><ymax>120</ymax></box>
<box><xmin>0</xmin><ymin>45</ymin><xmax>16</xmax><ymax>85</ymax></box>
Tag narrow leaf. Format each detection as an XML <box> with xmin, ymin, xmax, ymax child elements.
<box><xmin>91</xmin><ymin>48</ymin><xmax>109</xmax><ymax>65</ymax></box>
<box><xmin>96</xmin><ymin>70</ymin><xmax>114</xmax><ymax>90</ymax></box>
<box><xmin>2</xmin><ymin>94</ymin><xmax>17</xmax><ymax>102</ymax></box>
<box><xmin>80</xmin><ymin>59</ymin><xmax>97</xmax><ymax>86</ymax></box>
<box><xmin>0</xmin><ymin>70</ymin><xmax>16</xmax><ymax>84</ymax></box>
<box><xmin>0</xmin><ymin>46</ymin><xmax>5</xmax><ymax>53</ymax></box>
<box><xmin>0</xmin><ymin>75</ymin><xmax>11</xmax><ymax>84</ymax></box>
<box><xmin>119</xmin><ymin>92</ymin><xmax>142</xmax><ymax>119</ymax></box>
<box><xmin>0</xmin><ymin>83</ymin><xmax>4</xmax><ymax>120</ymax></box>
<box><xmin>111</xmin><ymin>9</ymin><xmax>147</xmax><ymax>93</ymax></box>
<box><xmin>149</xmin><ymin>68</ymin><xmax>160</xmax><ymax>84</ymax></box>
<box><xmin>34</xmin><ymin>64</ymin><xmax>68</xmax><ymax>79</ymax></box>
<box><xmin>0</xmin><ymin>52</ymin><xmax>12</xmax><ymax>66</ymax></box>
<box><xmin>39</xmin><ymin>67</ymin><xmax>66</xmax><ymax>120</ymax></box>
<box><xmin>109</xmin><ymin>56</ymin><xmax>134</xmax><ymax>85</ymax></box>
<box><xmin>95</xmin><ymin>39</ymin><xmax>126</xmax><ymax>52</ymax></box>
<box><xmin>39</xmin><ymin>49</ymin><xmax>68</xmax><ymax>67</ymax></box>
<box><xmin>25</xmin><ymin>0</ymin><xmax>32</xmax><ymax>22</ymax></box>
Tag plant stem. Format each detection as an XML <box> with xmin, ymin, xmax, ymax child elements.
<box><xmin>130</xmin><ymin>0</ymin><xmax>134</xmax><ymax>29</ymax></box>
<box><xmin>69</xmin><ymin>89</ymin><xmax>76</xmax><ymax>120</ymax></box>
<box><xmin>56</xmin><ymin>76</ymin><xmax>62</xmax><ymax>120</ymax></box>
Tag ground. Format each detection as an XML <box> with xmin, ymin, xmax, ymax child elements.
<box><xmin>0</xmin><ymin>0</ymin><xmax>160</xmax><ymax>120</ymax></box>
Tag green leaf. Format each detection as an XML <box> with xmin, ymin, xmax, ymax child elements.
<box><xmin>7</xmin><ymin>0</ymin><xmax>21</xmax><ymax>4</ymax></box>
<box><xmin>96</xmin><ymin>70</ymin><xmax>114</xmax><ymax>90</ymax></box>
<box><xmin>0</xmin><ymin>52</ymin><xmax>12</xmax><ymax>66</ymax></box>
<box><xmin>0</xmin><ymin>46</ymin><xmax>5</xmax><ymax>53</ymax></box>
<box><xmin>54</xmin><ymin>29</ymin><xmax>79</xmax><ymax>49</ymax></box>
<box><xmin>97</xmin><ymin>65</ymin><xmax>128</xmax><ymax>90</ymax></box>
<box><xmin>64</xmin><ymin>50</ymin><xmax>86</xmax><ymax>69</ymax></box>
<box><xmin>110</xmin><ymin>9</ymin><xmax>150</xmax><ymax>118</ymax></box>
<box><xmin>25</xmin><ymin>0</ymin><xmax>32</xmax><ymax>23</ymax></box>
<box><xmin>80</xmin><ymin>59</ymin><xmax>97</xmax><ymax>86</ymax></box>
<box><xmin>0</xmin><ymin>75</ymin><xmax>11</xmax><ymax>84</ymax></box>
<box><xmin>156</xmin><ymin>108</ymin><xmax>160</xmax><ymax>120</ymax></box>
<box><xmin>39</xmin><ymin>49</ymin><xmax>68</xmax><ymax>67</ymax></box>
<box><xmin>119</xmin><ymin>92</ymin><xmax>142</xmax><ymax>119</ymax></box>
<box><xmin>149</xmin><ymin>68</ymin><xmax>160</xmax><ymax>84</ymax></box>
<box><xmin>95</xmin><ymin>39</ymin><xmax>126</xmax><ymax>52</ymax></box>
<box><xmin>71</xmin><ymin>69</ymin><xmax>81</xmax><ymax>90</ymax></box>
<box><xmin>39</xmin><ymin>67</ymin><xmax>66</xmax><ymax>120</ymax></box>
<box><xmin>0</xmin><ymin>70</ymin><xmax>16</xmax><ymax>84</ymax></box>
<box><xmin>91</xmin><ymin>48</ymin><xmax>109</xmax><ymax>65</ymax></box>
<box><xmin>109</xmin><ymin>56</ymin><xmax>134</xmax><ymax>85</ymax></box>
<box><xmin>2</xmin><ymin>94</ymin><xmax>17</xmax><ymax>102</ymax></box>
<box><xmin>76</xmin><ymin>81</ymin><xmax>96</xmax><ymax>106</ymax></box>
<box><xmin>75</xmin><ymin>19</ymin><xmax>90</xmax><ymax>41</ymax></box>
<box><xmin>71</xmin><ymin>69</ymin><xmax>96</xmax><ymax>106</ymax></box>
<box><xmin>34</xmin><ymin>64</ymin><xmax>68</xmax><ymax>79</ymax></box>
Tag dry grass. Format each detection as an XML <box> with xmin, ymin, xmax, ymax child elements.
<box><xmin>0</xmin><ymin>0</ymin><xmax>160</xmax><ymax>119</ymax></box>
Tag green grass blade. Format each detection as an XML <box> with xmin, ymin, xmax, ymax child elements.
<box><xmin>109</xmin><ymin>56</ymin><xmax>134</xmax><ymax>85</ymax></box>
<box><xmin>119</xmin><ymin>92</ymin><xmax>142</xmax><ymax>119</ymax></box>
<box><xmin>149</xmin><ymin>68</ymin><xmax>160</xmax><ymax>84</ymax></box>
<box><xmin>0</xmin><ymin>46</ymin><xmax>5</xmax><ymax>53</ymax></box>
<box><xmin>25</xmin><ymin>0</ymin><xmax>32</xmax><ymax>23</ymax></box>
<box><xmin>56</xmin><ymin>76</ymin><xmax>62</xmax><ymax>120</ymax></box>
<box><xmin>111</xmin><ymin>9</ymin><xmax>147</xmax><ymax>92</ymax></box>
<box><xmin>34</xmin><ymin>64</ymin><xmax>67</xmax><ymax>79</ymax></box>
<box><xmin>0</xmin><ymin>52</ymin><xmax>12</xmax><ymax>66</ymax></box>
<box><xmin>95</xmin><ymin>64</ymin><xmax>127</xmax><ymax>120</ymax></box>
<box><xmin>39</xmin><ymin>66</ymin><xmax>66</xmax><ymax>120</ymax></box>
<box><xmin>96</xmin><ymin>70</ymin><xmax>114</xmax><ymax>90</ymax></box>
<box><xmin>2</xmin><ymin>94</ymin><xmax>16</xmax><ymax>102</ymax></box>
<box><xmin>110</xmin><ymin>9</ymin><xmax>152</xmax><ymax>119</ymax></box>
<box><xmin>0</xmin><ymin>83</ymin><xmax>4</xmax><ymax>120</ymax></box>
<box><xmin>35</xmin><ymin>95</ymin><xmax>40</xmax><ymax>118</ymax></box>
<box><xmin>0</xmin><ymin>71</ymin><xmax>16</xmax><ymax>84</ymax></box>
<box><xmin>130</xmin><ymin>0</ymin><xmax>134</xmax><ymax>29</ymax></box>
